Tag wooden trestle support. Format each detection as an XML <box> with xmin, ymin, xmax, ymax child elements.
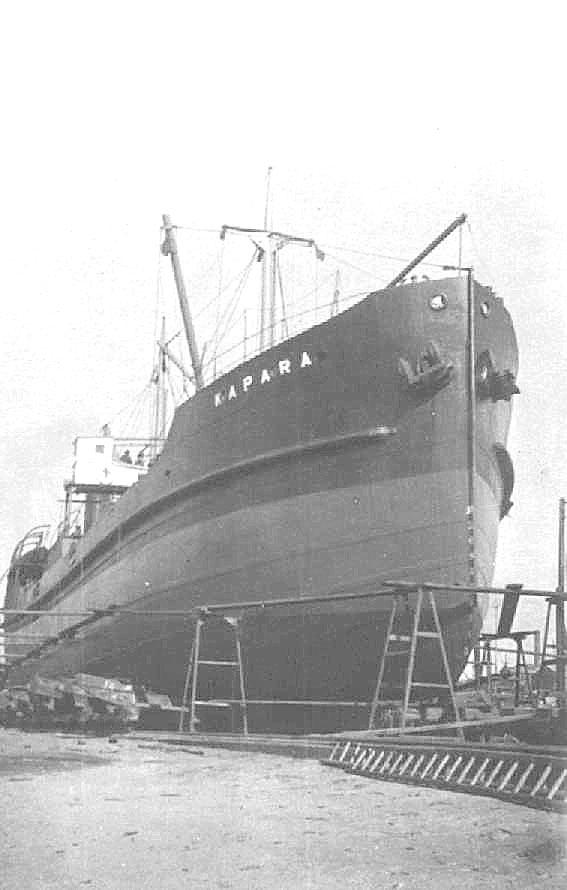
<box><xmin>177</xmin><ymin>586</ymin><xmax>462</xmax><ymax>737</ymax></box>
<box><xmin>368</xmin><ymin>585</ymin><xmax>463</xmax><ymax>737</ymax></box>
<box><xmin>178</xmin><ymin>611</ymin><xmax>249</xmax><ymax>735</ymax></box>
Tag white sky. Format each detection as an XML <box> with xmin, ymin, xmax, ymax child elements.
<box><xmin>1</xmin><ymin>2</ymin><xmax>565</xmax><ymax>635</ymax></box>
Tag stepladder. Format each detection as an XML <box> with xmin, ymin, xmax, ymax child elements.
<box><xmin>178</xmin><ymin>610</ymin><xmax>249</xmax><ymax>734</ymax></box>
<box><xmin>368</xmin><ymin>586</ymin><xmax>463</xmax><ymax>739</ymax></box>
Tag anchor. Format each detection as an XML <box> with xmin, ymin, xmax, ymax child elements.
<box><xmin>398</xmin><ymin>341</ymin><xmax>453</xmax><ymax>395</ymax></box>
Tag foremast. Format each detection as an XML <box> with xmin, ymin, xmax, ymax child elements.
<box><xmin>219</xmin><ymin>224</ymin><xmax>326</xmax><ymax>352</ymax></box>
<box><xmin>161</xmin><ymin>215</ymin><xmax>205</xmax><ymax>390</ymax></box>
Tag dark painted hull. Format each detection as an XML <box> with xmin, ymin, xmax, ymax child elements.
<box><xmin>4</xmin><ymin>276</ymin><xmax>518</xmax><ymax>729</ymax></box>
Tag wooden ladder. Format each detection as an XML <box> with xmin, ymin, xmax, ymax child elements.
<box><xmin>178</xmin><ymin>611</ymin><xmax>249</xmax><ymax>734</ymax></box>
<box><xmin>368</xmin><ymin>586</ymin><xmax>463</xmax><ymax>738</ymax></box>
<box><xmin>324</xmin><ymin>738</ymin><xmax>567</xmax><ymax>812</ymax></box>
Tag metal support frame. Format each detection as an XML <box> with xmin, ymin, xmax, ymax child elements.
<box><xmin>479</xmin><ymin>641</ymin><xmax>493</xmax><ymax>692</ymax></box>
<box><xmin>178</xmin><ymin>611</ymin><xmax>248</xmax><ymax>735</ymax></box>
<box><xmin>539</xmin><ymin>595</ymin><xmax>567</xmax><ymax>697</ymax></box>
<box><xmin>514</xmin><ymin>635</ymin><xmax>533</xmax><ymax>706</ymax></box>
<box><xmin>369</xmin><ymin>587</ymin><xmax>463</xmax><ymax>739</ymax></box>
<box><xmin>480</xmin><ymin>631</ymin><xmax>535</xmax><ymax>706</ymax></box>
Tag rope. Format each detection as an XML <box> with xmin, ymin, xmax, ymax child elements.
<box><xmin>207</xmin><ymin>251</ymin><xmax>258</xmax><ymax>367</ymax></box>
<box><xmin>166</xmin><ymin>365</ymin><xmax>181</xmax><ymax>407</ymax></box>
<box><xmin>184</xmin><ymin>252</ymin><xmax>224</xmax><ymax>307</ymax></box>
<box><xmin>172</xmin><ymin>225</ymin><xmax>221</xmax><ymax>234</ymax></box>
<box><xmin>103</xmin><ymin>379</ymin><xmax>155</xmax><ymax>438</ymax></box>
<box><xmin>152</xmin><ymin>231</ymin><xmax>166</xmax><ymax>385</ymax></box>
<box><xmin>277</xmin><ymin>257</ymin><xmax>289</xmax><ymax>339</ymax></box>
<box><xmin>213</xmin><ymin>238</ymin><xmax>225</xmax><ymax>377</ymax></box>
<box><xmin>323</xmin><ymin>250</ymin><xmax>392</xmax><ymax>284</ymax></box>
<box><xmin>321</xmin><ymin>242</ymin><xmax>450</xmax><ymax>270</ymax></box>
<box><xmin>466</xmin><ymin>221</ymin><xmax>497</xmax><ymax>283</ymax></box>
<box><xmin>188</xmin><ymin>250</ymin><xmax>259</xmax><ymax>326</ymax></box>
<box><xmin>205</xmin><ymin>290</ymin><xmax>369</xmax><ymax>371</ymax></box>
<box><xmin>285</xmin><ymin>268</ymin><xmax>337</xmax><ymax>310</ymax></box>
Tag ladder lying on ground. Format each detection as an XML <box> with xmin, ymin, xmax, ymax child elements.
<box><xmin>324</xmin><ymin>737</ymin><xmax>567</xmax><ymax>813</ymax></box>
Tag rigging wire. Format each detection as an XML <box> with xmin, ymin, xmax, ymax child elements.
<box><xmin>187</xmin><ymin>250</ymin><xmax>261</xmax><ymax>325</ymax></box>
<box><xmin>181</xmin><ymin>249</ymin><xmax>223</xmax><ymax>299</ymax></box>
<box><xmin>152</xmin><ymin>230</ymin><xmax>166</xmax><ymax>386</ymax></box>
<box><xmin>210</xmin><ymin>268</ymin><xmax>252</xmax><ymax>355</ymax></box>
<box><xmin>213</xmin><ymin>236</ymin><xmax>225</xmax><ymax>378</ymax></box>
<box><xmin>158</xmin><ymin>229</ymin><xmax>223</xmax><ymax>330</ymax></box>
<box><xmin>207</xmin><ymin>287</ymin><xmax>253</xmax><ymax>377</ymax></box>
<box><xmin>207</xmin><ymin>250</ymin><xmax>258</xmax><ymax>367</ymax></box>
<box><xmin>466</xmin><ymin>221</ymin><xmax>498</xmax><ymax>282</ymax></box>
<box><xmin>120</xmin><ymin>393</ymin><xmax>144</xmax><ymax>437</ymax></box>
<box><xmin>99</xmin><ymin>229</ymin><xmax>167</xmax><ymax>438</ymax></box>
<box><xmin>130</xmin><ymin>389</ymin><xmax>152</xmax><ymax>438</ymax></box>
<box><xmin>172</xmin><ymin>228</ymin><xmax>453</xmax><ymax>269</ymax></box>
<box><xmin>320</xmin><ymin>242</ymin><xmax>451</xmax><ymax>270</ymax></box>
<box><xmin>277</xmin><ymin>257</ymin><xmax>289</xmax><ymax>340</ymax></box>
<box><xmin>172</xmin><ymin>225</ymin><xmax>221</xmax><ymax>234</ymax></box>
<box><xmin>323</xmin><ymin>250</ymin><xmax>393</xmax><ymax>284</ymax></box>
<box><xmin>166</xmin><ymin>364</ymin><xmax>181</xmax><ymax>412</ymax></box>
<box><xmin>288</xmin><ymin>267</ymin><xmax>347</xmax><ymax>309</ymax></box>
<box><xmin>103</xmin><ymin>379</ymin><xmax>155</xmax><ymax>438</ymax></box>
<box><xmin>153</xmin><ymin>222</ymin><xmax>473</xmax><ymax>396</ymax></box>
<box><xmin>207</xmin><ymin>288</ymin><xmax>370</xmax><ymax>372</ymax></box>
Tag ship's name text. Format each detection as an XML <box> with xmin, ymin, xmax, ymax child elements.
<box><xmin>214</xmin><ymin>351</ymin><xmax>313</xmax><ymax>407</ymax></box>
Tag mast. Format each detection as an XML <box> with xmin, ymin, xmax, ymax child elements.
<box><xmin>159</xmin><ymin>341</ymin><xmax>193</xmax><ymax>392</ymax></box>
<box><xmin>161</xmin><ymin>214</ymin><xmax>204</xmax><ymax>390</ymax></box>
<box><xmin>260</xmin><ymin>246</ymin><xmax>269</xmax><ymax>353</ymax></box>
<box><xmin>220</xmin><ymin>223</ymin><xmax>325</xmax><ymax>355</ymax></box>
<box><xmin>269</xmin><ymin>244</ymin><xmax>278</xmax><ymax>348</ymax></box>
<box><xmin>260</xmin><ymin>167</ymin><xmax>272</xmax><ymax>352</ymax></box>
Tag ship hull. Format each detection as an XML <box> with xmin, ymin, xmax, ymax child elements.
<box><xmin>4</xmin><ymin>468</ymin><xmax>495</xmax><ymax>724</ymax></box>
<box><xmin>4</xmin><ymin>276</ymin><xmax>518</xmax><ymax>731</ymax></box>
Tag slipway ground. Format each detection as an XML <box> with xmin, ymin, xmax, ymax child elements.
<box><xmin>0</xmin><ymin>729</ymin><xmax>565</xmax><ymax>889</ymax></box>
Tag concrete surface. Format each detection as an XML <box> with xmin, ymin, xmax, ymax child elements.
<box><xmin>0</xmin><ymin>728</ymin><xmax>565</xmax><ymax>889</ymax></box>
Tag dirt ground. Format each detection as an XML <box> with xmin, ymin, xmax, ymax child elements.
<box><xmin>0</xmin><ymin>728</ymin><xmax>565</xmax><ymax>889</ymax></box>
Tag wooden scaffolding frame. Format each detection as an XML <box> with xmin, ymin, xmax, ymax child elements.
<box><xmin>177</xmin><ymin>586</ymin><xmax>463</xmax><ymax>738</ymax></box>
<box><xmin>178</xmin><ymin>610</ymin><xmax>248</xmax><ymax>735</ymax></box>
<box><xmin>368</xmin><ymin>586</ymin><xmax>464</xmax><ymax>739</ymax></box>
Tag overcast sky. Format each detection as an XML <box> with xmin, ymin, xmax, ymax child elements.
<box><xmin>1</xmin><ymin>3</ymin><xmax>565</xmax><ymax>635</ymax></box>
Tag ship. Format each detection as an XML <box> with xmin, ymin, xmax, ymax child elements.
<box><xmin>1</xmin><ymin>213</ymin><xmax>519</xmax><ymax>732</ymax></box>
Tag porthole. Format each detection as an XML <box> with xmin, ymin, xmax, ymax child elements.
<box><xmin>429</xmin><ymin>293</ymin><xmax>448</xmax><ymax>311</ymax></box>
<box><xmin>480</xmin><ymin>300</ymin><xmax>490</xmax><ymax>317</ymax></box>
